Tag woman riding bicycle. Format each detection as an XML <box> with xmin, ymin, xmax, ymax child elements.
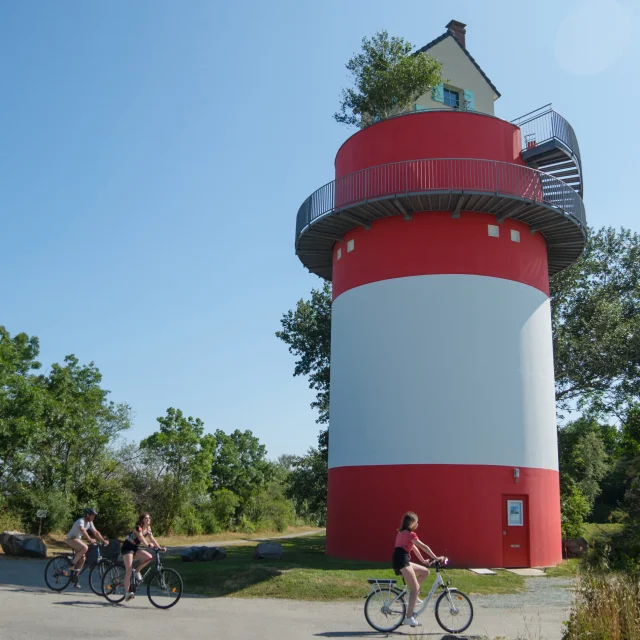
<box><xmin>392</xmin><ymin>511</ymin><xmax>446</xmax><ymax>628</ymax></box>
<box><xmin>121</xmin><ymin>513</ymin><xmax>166</xmax><ymax>602</ymax></box>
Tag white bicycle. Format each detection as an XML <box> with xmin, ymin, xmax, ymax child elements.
<box><xmin>364</xmin><ymin>559</ymin><xmax>473</xmax><ymax>634</ymax></box>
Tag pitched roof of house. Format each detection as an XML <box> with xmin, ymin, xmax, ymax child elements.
<box><xmin>415</xmin><ymin>31</ymin><xmax>501</xmax><ymax>98</ymax></box>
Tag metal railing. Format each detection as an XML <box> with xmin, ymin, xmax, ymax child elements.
<box><xmin>295</xmin><ymin>157</ymin><xmax>586</xmax><ymax>241</ymax></box>
<box><xmin>512</xmin><ymin>105</ymin><xmax>582</xmax><ymax>169</ymax></box>
<box><xmin>361</xmin><ymin>105</ymin><xmax>581</xmax><ymax>169</ymax></box>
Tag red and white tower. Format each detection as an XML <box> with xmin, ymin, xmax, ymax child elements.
<box><xmin>295</xmin><ymin>21</ymin><xmax>585</xmax><ymax>568</ymax></box>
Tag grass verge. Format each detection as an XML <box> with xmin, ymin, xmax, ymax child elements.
<box><xmin>1</xmin><ymin>526</ymin><xmax>323</xmax><ymax>557</ymax></box>
<box><xmin>163</xmin><ymin>535</ymin><xmax>525</xmax><ymax>600</ymax></box>
<box><xmin>544</xmin><ymin>558</ymin><xmax>581</xmax><ymax>577</ymax></box>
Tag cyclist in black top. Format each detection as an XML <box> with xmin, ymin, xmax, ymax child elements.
<box><xmin>121</xmin><ymin>513</ymin><xmax>166</xmax><ymax>602</ymax></box>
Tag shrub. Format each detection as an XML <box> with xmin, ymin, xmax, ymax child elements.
<box><xmin>244</xmin><ymin>482</ymin><xmax>296</xmax><ymax>532</ymax></box>
<box><xmin>11</xmin><ymin>487</ymin><xmax>75</xmax><ymax>534</ymax></box>
<box><xmin>209</xmin><ymin>489</ymin><xmax>240</xmax><ymax>531</ymax></box>
<box><xmin>172</xmin><ymin>507</ymin><xmax>204</xmax><ymax>536</ymax></box>
<box><xmin>562</xmin><ymin>571</ymin><xmax>640</xmax><ymax>640</ymax></box>
<box><xmin>0</xmin><ymin>508</ymin><xmax>23</xmax><ymax>532</ymax></box>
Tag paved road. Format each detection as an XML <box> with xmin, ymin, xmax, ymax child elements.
<box><xmin>0</xmin><ymin>557</ymin><xmax>571</xmax><ymax>640</ymax></box>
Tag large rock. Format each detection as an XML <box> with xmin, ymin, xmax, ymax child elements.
<box><xmin>0</xmin><ymin>531</ymin><xmax>47</xmax><ymax>558</ymax></box>
<box><xmin>180</xmin><ymin>545</ymin><xmax>226</xmax><ymax>563</ymax></box>
<box><xmin>563</xmin><ymin>537</ymin><xmax>588</xmax><ymax>559</ymax></box>
<box><xmin>253</xmin><ymin>542</ymin><xmax>283</xmax><ymax>560</ymax></box>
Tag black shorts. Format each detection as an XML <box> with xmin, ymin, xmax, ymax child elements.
<box><xmin>121</xmin><ymin>540</ymin><xmax>139</xmax><ymax>555</ymax></box>
<box><xmin>392</xmin><ymin>546</ymin><xmax>411</xmax><ymax>575</ymax></box>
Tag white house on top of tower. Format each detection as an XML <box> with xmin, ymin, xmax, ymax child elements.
<box><xmin>413</xmin><ymin>20</ymin><xmax>501</xmax><ymax>116</ymax></box>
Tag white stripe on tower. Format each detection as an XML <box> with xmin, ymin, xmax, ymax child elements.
<box><xmin>329</xmin><ymin>274</ymin><xmax>557</xmax><ymax>471</ymax></box>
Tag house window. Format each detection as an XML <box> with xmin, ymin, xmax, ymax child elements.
<box><xmin>511</xmin><ymin>230</ymin><xmax>521</xmax><ymax>243</ymax></box>
<box><xmin>443</xmin><ymin>88</ymin><xmax>460</xmax><ymax>108</ymax></box>
<box><xmin>488</xmin><ymin>224</ymin><xmax>500</xmax><ymax>238</ymax></box>
<box><xmin>347</xmin><ymin>239</ymin><xmax>355</xmax><ymax>252</ymax></box>
<box><xmin>337</xmin><ymin>247</ymin><xmax>342</xmax><ymax>260</ymax></box>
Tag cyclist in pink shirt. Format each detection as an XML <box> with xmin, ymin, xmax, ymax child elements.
<box><xmin>391</xmin><ymin>511</ymin><xmax>446</xmax><ymax>627</ymax></box>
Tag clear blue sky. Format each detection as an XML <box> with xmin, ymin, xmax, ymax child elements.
<box><xmin>0</xmin><ymin>0</ymin><xmax>637</xmax><ymax>459</ymax></box>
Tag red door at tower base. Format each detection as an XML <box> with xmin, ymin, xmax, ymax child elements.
<box><xmin>502</xmin><ymin>495</ymin><xmax>530</xmax><ymax>567</ymax></box>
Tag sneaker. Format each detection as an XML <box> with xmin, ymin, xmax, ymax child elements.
<box><xmin>416</xmin><ymin>596</ymin><xmax>423</xmax><ymax>604</ymax></box>
<box><xmin>134</xmin><ymin>571</ymin><xmax>143</xmax><ymax>582</ymax></box>
<box><xmin>124</xmin><ymin>592</ymin><xmax>135</xmax><ymax>602</ymax></box>
<box><xmin>73</xmin><ymin>582</ymin><xmax>81</xmax><ymax>589</ymax></box>
<box><xmin>403</xmin><ymin>616</ymin><xmax>422</xmax><ymax>627</ymax></box>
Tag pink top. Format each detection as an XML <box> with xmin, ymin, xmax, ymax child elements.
<box><xmin>395</xmin><ymin>529</ymin><xmax>418</xmax><ymax>552</ymax></box>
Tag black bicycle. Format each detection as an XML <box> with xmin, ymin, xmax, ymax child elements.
<box><xmin>102</xmin><ymin>547</ymin><xmax>183</xmax><ymax>609</ymax></box>
<box><xmin>44</xmin><ymin>541</ymin><xmax>114</xmax><ymax>596</ymax></box>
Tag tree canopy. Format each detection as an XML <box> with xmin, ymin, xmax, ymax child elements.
<box><xmin>334</xmin><ymin>30</ymin><xmax>443</xmax><ymax>128</ymax></box>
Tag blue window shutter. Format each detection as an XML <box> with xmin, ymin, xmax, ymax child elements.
<box><xmin>463</xmin><ymin>89</ymin><xmax>475</xmax><ymax>111</ymax></box>
<box><xmin>432</xmin><ymin>83</ymin><xmax>444</xmax><ymax>103</ymax></box>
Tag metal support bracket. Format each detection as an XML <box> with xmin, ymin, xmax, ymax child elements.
<box><xmin>452</xmin><ymin>195</ymin><xmax>465</xmax><ymax>219</ymax></box>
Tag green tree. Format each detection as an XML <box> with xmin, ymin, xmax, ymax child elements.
<box><xmin>31</xmin><ymin>356</ymin><xmax>131</xmax><ymax>498</ymax></box>
<box><xmin>286</xmin><ymin>447</ymin><xmax>328</xmax><ymax>526</ymax></box>
<box><xmin>561</xmin><ymin>477</ymin><xmax>590</xmax><ymax>539</ymax></box>
<box><xmin>276</xmin><ymin>281</ymin><xmax>332</xmax><ymax>425</ymax></box>
<box><xmin>334</xmin><ymin>30</ymin><xmax>443</xmax><ymax>128</ymax></box>
<box><xmin>0</xmin><ymin>327</ymin><xmax>44</xmax><ymax>495</ymax></box>
<box><xmin>551</xmin><ymin>227</ymin><xmax>640</xmax><ymax>418</ymax></box>
<box><xmin>140</xmin><ymin>408</ymin><xmax>214</xmax><ymax>533</ymax></box>
<box><xmin>209</xmin><ymin>429</ymin><xmax>273</xmax><ymax>509</ymax></box>
<box><xmin>558</xmin><ymin>418</ymin><xmax>610</xmax><ymax>509</ymax></box>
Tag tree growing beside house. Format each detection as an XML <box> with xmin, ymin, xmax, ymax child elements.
<box><xmin>334</xmin><ymin>30</ymin><xmax>443</xmax><ymax>128</ymax></box>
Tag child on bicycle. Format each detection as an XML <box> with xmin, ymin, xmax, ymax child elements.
<box><xmin>392</xmin><ymin>511</ymin><xmax>446</xmax><ymax>627</ymax></box>
<box><xmin>64</xmin><ymin>508</ymin><xmax>109</xmax><ymax>588</ymax></box>
<box><xmin>121</xmin><ymin>513</ymin><xmax>166</xmax><ymax>602</ymax></box>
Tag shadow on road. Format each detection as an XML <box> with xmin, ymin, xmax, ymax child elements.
<box><xmin>315</xmin><ymin>633</ymin><xmax>482</xmax><ymax>639</ymax></box>
<box><xmin>0</xmin><ymin>556</ymin><xmax>98</xmax><ymax>592</ymax></box>
<box><xmin>54</xmin><ymin>599</ymin><xmax>114</xmax><ymax>608</ymax></box>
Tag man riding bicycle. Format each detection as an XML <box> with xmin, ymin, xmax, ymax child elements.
<box><xmin>64</xmin><ymin>508</ymin><xmax>108</xmax><ymax>586</ymax></box>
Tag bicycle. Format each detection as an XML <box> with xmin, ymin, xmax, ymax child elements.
<box><xmin>101</xmin><ymin>547</ymin><xmax>183</xmax><ymax>609</ymax></box>
<box><xmin>363</xmin><ymin>558</ymin><xmax>474</xmax><ymax>634</ymax></box>
<box><xmin>44</xmin><ymin>541</ymin><xmax>114</xmax><ymax>596</ymax></box>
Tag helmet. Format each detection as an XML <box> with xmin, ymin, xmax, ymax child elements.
<box><xmin>83</xmin><ymin>508</ymin><xmax>98</xmax><ymax>516</ymax></box>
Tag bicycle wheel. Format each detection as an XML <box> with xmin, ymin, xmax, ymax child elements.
<box><xmin>89</xmin><ymin>559</ymin><xmax>112</xmax><ymax>596</ymax></box>
<box><xmin>102</xmin><ymin>563</ymin><xmax>127</xmax><ymax>603</ymax></box>
<box><xmin>434</xmin><ymin>588</ymin><xmax>474</xmax><ymax>634</ymax></box>
<box><xmin>364</xmin><ymin>586</ymin><xmax>406</xmax><ymax>632</ymax></box>
<box><xmin>147</xmin><ymin>568</ymin><xmax>183</xmax><ymax>609</ymax></box>
<box><xmin>44</xmin><ymin>556</ymin><xmax>73</xmax><ymax>592</ymax></box>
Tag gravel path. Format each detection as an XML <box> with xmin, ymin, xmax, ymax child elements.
<box><xmin>475</xmin><ymin>576</ymin><xmax>576</xmax><ymax>609</ymax></box>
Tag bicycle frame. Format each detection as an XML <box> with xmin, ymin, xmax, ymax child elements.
<box><xmin>368</xmin><ymin>566</ymin><xmax>449</xmax><ymax>616</ymax></box>
<box><xmin>369</xmin><ymin>565</ymin><xmax>455</xmax><ymax>616</ymax></box>
<box><xmin>57</xmin><ymin>542</ymin><xmax>103</xmax><ymax>572</ymax></box>
<box><xmin>130</xmin><ymin>549</ymin><xmax>164</xmax><ymax>590</ymax></box>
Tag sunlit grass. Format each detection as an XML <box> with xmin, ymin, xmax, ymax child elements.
<box><xmin>163</xmin><ymin>535</ymin><xmax>525</xmax><ymax>600</ymax></box>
